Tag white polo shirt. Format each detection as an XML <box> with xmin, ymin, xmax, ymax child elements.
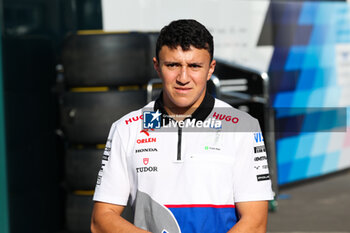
<box><xmin>93</xmin><ymin>93</ymin><xmax>274</xmax><ymax>233</ymax></box>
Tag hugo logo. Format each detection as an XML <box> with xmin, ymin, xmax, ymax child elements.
<box><xmin>212</xmin><ymin>112</ymin><xmax>239</xmax><ymax>124</ymax></box>
<box><xmin>125</xmin><ymin>115</ymin><xmax>143</xmax><ymax>125</ymax></box>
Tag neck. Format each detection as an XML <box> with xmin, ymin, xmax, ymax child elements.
<box><xmin>163</xmin><ymin>92</ymin><xmax>206</xmax><ymax>121</ymax></box>
<box><xmin>163</xmin><ymin>105</ymin><xmax>195</xmax><ymax>121</ymax></box>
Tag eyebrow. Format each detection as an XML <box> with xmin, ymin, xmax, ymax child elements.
<box><xmin>188</xmin><ymin>62</ymin><xmax>204</xmax><ymax>66</ymax></box>
<box><xmin>163</xmin><ymin>61</ymin><xmax>204</xmax><ymax>65</ymax></box>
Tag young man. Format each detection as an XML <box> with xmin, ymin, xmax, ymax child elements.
<box><xmin>91</xmin><ymin>19</ymin><xmax>274</xmax><ymax>233</ymax></box>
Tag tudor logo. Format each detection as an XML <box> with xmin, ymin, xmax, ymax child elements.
<box><xmin>143</xmin><ymin>158</ymin><xmax>149</xmax><ymax>165</ymax></box>
<box><xmin>136</xmin><ymin>166</ymin><xmax>158</xmax><ymax>173</ymax></box>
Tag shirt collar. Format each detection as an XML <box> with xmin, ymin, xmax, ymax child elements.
<box><xmin>153</xmin><ymin>91</ymin><xmax>215</xmax><ymax>125</ymax></box>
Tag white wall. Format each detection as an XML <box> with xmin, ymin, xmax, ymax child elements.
<box><xmin>102</xmin><ymin>0</ymin><xmax>273</xmax><ymax>72</ymax></box>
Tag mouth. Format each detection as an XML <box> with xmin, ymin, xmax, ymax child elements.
<box><xmin>174</xmin><ymin>87</ymin><xmax>192</xmax><ymax>94</ymax></box>
<box><xmin>174</xmin><ymin>87</ymin><xmax>192</xmax><ymax>93</ymax></box>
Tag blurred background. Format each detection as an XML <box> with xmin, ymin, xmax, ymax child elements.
<box><xmin>0</xmin><ymin>0</ymin><xmax>349</xmax><ymax>233</ymax></box>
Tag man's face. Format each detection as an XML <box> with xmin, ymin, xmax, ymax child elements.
<box><xmin>153</xmin><ymin>45</ymin><xmax>216</xmax><ymax>112</ymax></box>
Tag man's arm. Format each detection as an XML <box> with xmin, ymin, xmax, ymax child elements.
<box><xmin>91</xmin><ymin>202</ymin><xmax>151</xmax><ymax>233</ymax></box>
<box><xmin>227</xmin><ymin>201</ymin><xmax>268</xmax><ymax>233</ymax></box>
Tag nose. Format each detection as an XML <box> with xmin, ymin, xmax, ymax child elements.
<box><xmin>176</xmin><ymin>66</ymin><xmax>190</xmax><ymax>85</ymax></box>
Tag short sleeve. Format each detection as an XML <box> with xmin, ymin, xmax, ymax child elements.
<box><xmin>93</xmin><ymin>123</ymin><xmax>131</xmax><ymax>205</ymax></box>
<box><xmin>233</xmin><ymin>119</ymin><xmax>275</xmax><ymax>202</ymax></box>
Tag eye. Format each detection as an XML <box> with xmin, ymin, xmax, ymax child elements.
<box><xmin>189</xmin><ymin>64</ymin><xmax>202</xmax><ymax>69</ymax></box>
<box><xmin>166</xmin><ymin>63</ymin><xmax>179</xmax><ymax>68</ymax></box>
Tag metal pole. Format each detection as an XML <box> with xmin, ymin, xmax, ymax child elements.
<box><xmin>261</xmin><ymin>72</ymin><xmax>279</xmax><ymax>211</ymax></box>
<box><xmin>0</xmin><ymin>26</ymin><xmax>10</xmax><ymax>233</ymax></box>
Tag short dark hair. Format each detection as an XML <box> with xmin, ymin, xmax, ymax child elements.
<box><xmin>156</xmin><ymin>19</ymin><xmax>214</xmax><ymax>61</ymax></box>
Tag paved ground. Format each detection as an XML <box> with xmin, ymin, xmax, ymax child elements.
<box><xmin>267</xmin><ymin>169</ymin><xmax>350</xmax><ymax>233</ymax></box>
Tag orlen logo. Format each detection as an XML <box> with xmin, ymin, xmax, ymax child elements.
<box><xmin>254</xmin><ymin>132</ymin><xmax>264</xmax><ymax>143</ymax></box>
<box><xmin>137</xmin><ymin>138</ymin><xmax>156</xmax><ymax>144</ymax></box>
<box><xmin>212</xmin><ymin>112</ymin><xmax>239</xmax><ymax>124</ymax></box>
<box><xmin>140</xmin><ymin>129</ymin><xmax>154</xmax><ymax>136</ymax></box>
<box><xmin>137</xmin><ymin>129</ymin><xmax>157</xmax><ymax>144</ymax></box>
<box><xmin>125</xmin><ymin>114</ymin><xmax>143</xmax><ymax>125</ymax></box>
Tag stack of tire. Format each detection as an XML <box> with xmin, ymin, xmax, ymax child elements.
<box><xmin>59</xmin><ymin>32</ymin><xmax>158</xmax><ymax>233</ymax></box>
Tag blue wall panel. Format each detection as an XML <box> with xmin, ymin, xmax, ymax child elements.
<box><xmin>259</xmin><ymin>1</ymin><xmax>350</xmax><ymax>185</ymax></box>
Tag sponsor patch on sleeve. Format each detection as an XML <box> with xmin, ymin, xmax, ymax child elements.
<box><xmin>254</xmin><ymin>145</ymin><xmax>266</xmax><ymax>153</ymax></box>
<box><xmin>257</xmin><ymin>173</ymin><xmax>270</xmax><ymax>181</ymax></box>
<box><xmin>254</xmin><ymin>155</ymin><xmax>267</xmax><ymax>162</ymax></box>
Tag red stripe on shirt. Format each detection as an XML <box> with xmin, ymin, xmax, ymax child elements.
<box><xmin>165</xmin><ymin>204</ymin><xmax>236</xmax><ymax>208</ymax></box>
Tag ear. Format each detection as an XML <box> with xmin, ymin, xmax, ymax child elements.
<box><xmin>207</xmin><ymin>59</ymin><xmax>216</xmax><ymax>81</ymax></box>
<box><xmin>153</xmin><ymin>57</ymin><xmax>161</xmax><ymax>76</ymax></box>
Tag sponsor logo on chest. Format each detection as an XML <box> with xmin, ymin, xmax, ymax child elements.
<box><xmin>136</xmin><ymin>158</ymin><xmax>159</xmax><ymax>173</ymax></box>
<box><xmin>136</xmin><ymin>166</ymin><xmax>158</xmax><ymax>173</ymax></box>
<box><xmin>136</xmin><ymin>129</ymin><xmax>157</xmax><ymax>144</ymax></box>
<box><xmin>125</xmin><ymin>114</ymin><xmax>143</xmax><ymax>125</ymax></box>
<box><xmin>135</xmin><ymin>148</ymin><xmax>158</xmax><ymax>154</ymax></box>
<box><xmin>137</xmin><ymin>138</ymin><xmax>156</xmax><ymax>144</ymax></box>
<box><xmin>212</xmin><ymin>112</ymin><xmax>239</xmax><ymax>124</ymax></box>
